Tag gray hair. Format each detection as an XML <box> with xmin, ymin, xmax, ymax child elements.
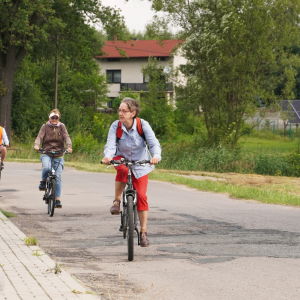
<box><xmin>121</xmin><ymin>97</ymin><xmax>140</xmax><ymax>118</ymax></box>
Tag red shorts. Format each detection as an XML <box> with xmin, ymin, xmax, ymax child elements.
<box><xmin>114</xmin><ymin>156</ymin><xmax>149</xmax><ymax>211</ymax></box>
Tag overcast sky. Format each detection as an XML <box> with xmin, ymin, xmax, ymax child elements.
<box><xmin>101</xmin><ymin>0</ymin><xmax>156</xmax><ymax>33</ymax></box>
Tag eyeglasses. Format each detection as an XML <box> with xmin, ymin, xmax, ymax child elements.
<box><xmin>50</xmin><ymin>117</ymin><xmax>59</xmax><ymax>120</ymax></box>
<box><xmin>118</xmin><ymin>109</ymin><xmax>131</xmax><ymax>114</ymax></box>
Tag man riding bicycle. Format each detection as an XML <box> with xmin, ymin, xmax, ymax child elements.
<box><xmin>102</xmin><ymin>98</ymin><xmax>161</xmax><ymax>247</ymax></box>
<box><xmin>0</xmin><ymin>125</ymin><xmax>10</xmax><ymax>170</ymax></box>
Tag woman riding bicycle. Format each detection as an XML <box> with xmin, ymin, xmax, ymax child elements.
<box><xmin>102</xmin><ymin>97</ymin><xmax>161</xmax><ymax>247</ymax></box>
<box><xmin>34</xmin><ymin>109</ymin><xmax>72</xmax><ymax>209</ymax></box>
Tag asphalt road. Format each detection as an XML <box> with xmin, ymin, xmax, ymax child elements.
<box><xmin>1</xmin><ymin>162</ymin><xmax>300</xmax><ymax>300</ymax></box>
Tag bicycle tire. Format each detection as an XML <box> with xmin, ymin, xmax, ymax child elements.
<box><xmin>127</xmin><ymin>195</ymin><xmax>134</xmax><ymax>261</ymax></box>
<box><xmin>123</xmin><ymin>206</ymin><xmax>127</xmax><ymax>239</ymax></box>
<box><xmin>48</xmin><ymin>178</ymin><xmax>56</xmax><ymax>217</ymax></box>
<box><xmin>45</xmin><ymin>179</ymin><xmax>50</xmax><ymax>214</ymax></box>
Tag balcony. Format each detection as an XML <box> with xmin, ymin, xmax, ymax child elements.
<box><xmin>120</xmin><ymin>83</ymin><xmax>173</xmax><ymax>92</ymax></box>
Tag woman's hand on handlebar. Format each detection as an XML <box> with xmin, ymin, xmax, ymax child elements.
<box><xmin>102</xmin><ymin>157</ymin><xmax>112</xmax><ymax>165</ymax></box>
<box><xmin>34</xmin><ymin>145</ymin><xmax>39</xmax><ymax>151</ymax></box>
<box><xmin>67</xmin><ymin>148</ymin><xmax>73</xmax><ymax>154</ymax></box>
<box><xmin>150</xmin><ymin>157</ymin><xmax>159</xmax><ymax>165</ymax></box>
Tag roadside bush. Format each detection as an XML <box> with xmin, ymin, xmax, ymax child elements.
<box><xmin>158</xmin><ymin>136</ymin><xmax>294</xmax><ymax>176</ymax></box>
<box><xmin>72</xmin><ymin>133</ymin><xmax>99</xmax><ymax>154</ymax></box>
<box><xmin>288</xmin><ymin>151</ymin><xmax>300</xmax><ymax>177</ymax></box>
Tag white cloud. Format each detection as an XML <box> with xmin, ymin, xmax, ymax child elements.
<box><xmin>101</xmin><ymin>0</ymin><xmax>155</xmax><ymax>32</ymax></box>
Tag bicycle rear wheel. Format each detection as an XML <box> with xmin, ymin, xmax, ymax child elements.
<box><xmin>127</xmin><ymin>195</ymin><xmax>134</xmax><ymax>261</ymax></box>
<box><xmin>48</xmin><ymin>178</ymin><xmax>56</xmax><ymax>217</ymax></box>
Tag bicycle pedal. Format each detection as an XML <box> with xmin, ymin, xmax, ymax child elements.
<box><xmin>119</xmin><ymin>226</ymin><xmax>124</xmax><ymax>232</ymax></box>
<box><xmin>39</xmin><ymin>189</ymin><xmax>45</xmax><ymax>191</ymax></box>
<box><xmin>111</xmin><ymin>212</ymin><xmax>120</xmax><ymax>215</ymax></box>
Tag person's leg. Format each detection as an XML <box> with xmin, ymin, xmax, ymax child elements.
<box><xmin>40</xmin><ymin>155</ymin><xmax>51</xmax><ymax>181</ymax></box>
<box><xmin>1</xmin><ymin>146</ymin><xmax>7</xmax><ymax>162</ymax></box>
<box><xmin>137</xmin><ymin>211</ymin><xmax>148</xmax><ymax>232</ymax></box>
<box><xmin>133</xmin><ymin>175</ymin><xmax>149</xmax><ymax>231</ymax></box>
<box><xmin>39</xmin><ymin>155</ymin><xmax>51</xmax><ymax>191</ymax></box>
<box><xmin>110</xmin><ymin>156</ymin><xmax>127</xmax><ymax>214</ymax></box>
<box><xmin>115</xmin><ymin>181</ymin><xmax>126</xmax><ymax>200</ymax></box>
<box><xmin>133</xmin><ymin>174</ymin><xmax>150</xmax><ymax>247</ymax></box>
<box><xmin>53</xmin><ymin>158</ymin><xmax>64</xmax><ymax>200</ymax></box>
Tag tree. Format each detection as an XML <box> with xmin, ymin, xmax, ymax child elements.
<box><xmin>144</xmin><ymin>17</ymin><xmax>174</xmax><ymax>40</ymax></box>
<box><xmin>151</xmin><ymin>0</ymin><xmax>300</xmax><ymax>145</ymax></box>
<box><xmin>140</xmin><ymin>57</ymin><xmax>176</xmax><ymax>139</ymax></box>
<box><xmin>0</xmin><ymin>0</ymin><xmax>124</xmax><ymax>137</ymax></box>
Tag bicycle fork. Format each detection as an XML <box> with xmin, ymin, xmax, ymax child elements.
<box><xmin>119</xmin><ymin>191</ymin><xmax>140</xmax><ymax>245</ymax></box>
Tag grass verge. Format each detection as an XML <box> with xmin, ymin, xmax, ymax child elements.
<box><xmin>0</xmin><ymin>209</ymin><xmax>17</xmax><ymax>218</ymax></box>
<box><xmin>149</xmin><ymin>172</ymin><xmax>300</xmax><ymax>206</ymax></box>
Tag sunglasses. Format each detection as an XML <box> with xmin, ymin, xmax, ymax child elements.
<box><xmin>50</xmin><ymin>117</ymin><xmax>59</xmax><ymax>120</ymax></box>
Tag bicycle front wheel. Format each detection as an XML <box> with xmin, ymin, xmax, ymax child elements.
<box><xmin>48</xmin><ymin>178</ymin><xmax>56</xmax><ymax>217</ymax></box>
<box><xmin>127</xmin><ymin>195</ymin><xmax>134</xmax><ymax>261</ymax></box>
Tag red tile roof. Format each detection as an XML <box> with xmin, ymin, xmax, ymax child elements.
<box><xmin>96</xmin><ymin>39</ymin><xmax>183</xmax><ymax>58</ymax></box>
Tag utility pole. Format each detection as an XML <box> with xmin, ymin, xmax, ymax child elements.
<box><xmin>54</xmin><ymin>51</ymin><xmax>58</xmax><ymax>109</ymax></box>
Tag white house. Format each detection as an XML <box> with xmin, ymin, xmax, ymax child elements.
<box><xmin>95</xmin><ymin>38</ymin><xmax>186</xmax><ymax>107</ymax></box>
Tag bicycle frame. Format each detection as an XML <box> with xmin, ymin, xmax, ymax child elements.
<box><xmin>120</xmin><ymin>164</ymin><xmax>140</xmax><ymax>244</ymax></box>
<box><xmin>45</xmin><ymin>153</ymin><xmax>57</xmax><ymax>190</ymax></box>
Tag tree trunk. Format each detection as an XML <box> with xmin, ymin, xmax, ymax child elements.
<box><xmin>0</xmin><ymin>45</ymin><xmax>26</xmax><ymax>139</ymax></box>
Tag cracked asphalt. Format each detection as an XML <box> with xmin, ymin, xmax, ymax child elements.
<box><xmin>1</xmin><ymin>162</ymin><xmax>300</xmax><ymax>300</ymax></box>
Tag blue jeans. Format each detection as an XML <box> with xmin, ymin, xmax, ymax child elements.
<box><xmin>40</xmin><ymin>155</ymin><xmax>64</xmax><ymax>198</ymax></box>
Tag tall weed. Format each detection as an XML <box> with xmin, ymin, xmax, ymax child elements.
<box><xmin>159</xmin><ymin>138</ymin><xmax>294</xmax><ymax>176</ymax></box>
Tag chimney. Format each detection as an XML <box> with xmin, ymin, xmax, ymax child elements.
<box><xmin>114</xmin><ymin>35</ymin><xmax>117</xmax><ymax>42</ymax></box>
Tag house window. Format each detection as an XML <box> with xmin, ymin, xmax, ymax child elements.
<box><xmin>106</xmin><ymin>70</ymin><xmax>121</xmax><ymax>83</ymax></box>
<box><xmin>107</xmin><ymin>58</ymin><xmax>120</xmax><ymax>62</ymax></box>
<box><xmin>156</xmin><ymin>57</ymin><xmax>166</xmax><ymax>61</ymax></box>
<box><xmin>107</xmin><ymin>97</ymin><xmax>115</xmax><ymax>108</ymax></box>
<box><xmin>143</xmin><ymin>73</ymin><xmax>166</xmax><ymax>83</ymax></box>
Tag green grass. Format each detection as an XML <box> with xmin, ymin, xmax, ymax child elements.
<box><xmin>23</xmin><ymin>236</ymin><xmax>38</xmax><ymax>246</ymax></box>
<box><xmin>238</xmin><ymin>136</ymin><xmax>299</xmax><ymax>152</ymax></box>
<box><xmin>149</xmin><ymin>172</ymin><xmax>300</xmax><ymax>206</ymax></box>
<box><xmin>0</xmin><ymin>209</ymin><xmax>17</xmax><ymax>218</ymax></box>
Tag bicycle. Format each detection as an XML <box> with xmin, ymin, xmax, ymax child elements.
<box><xmin>105</xmin><ymin>158</ymin><xmax>150</xmax><ymax>261</ymax></box>
<box><xmin>36</xmin><ymin>148</ymin><xmax>69</xmax><ymax>217</ymax></box>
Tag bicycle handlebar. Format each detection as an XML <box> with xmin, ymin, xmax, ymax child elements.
<box><xmin>111</xmin><ymin>159</ymin><xmax>151</xmax><ymax>165</ymax></box>
<box><xmin>101</xmin><ymin>159</ymin><xmax>151</xmax><ymax>166</ymax></box>
<box><xmin>36</xmin><ymin>148</ymin><xmax>70</xmax><ymax>155</ymax></box>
